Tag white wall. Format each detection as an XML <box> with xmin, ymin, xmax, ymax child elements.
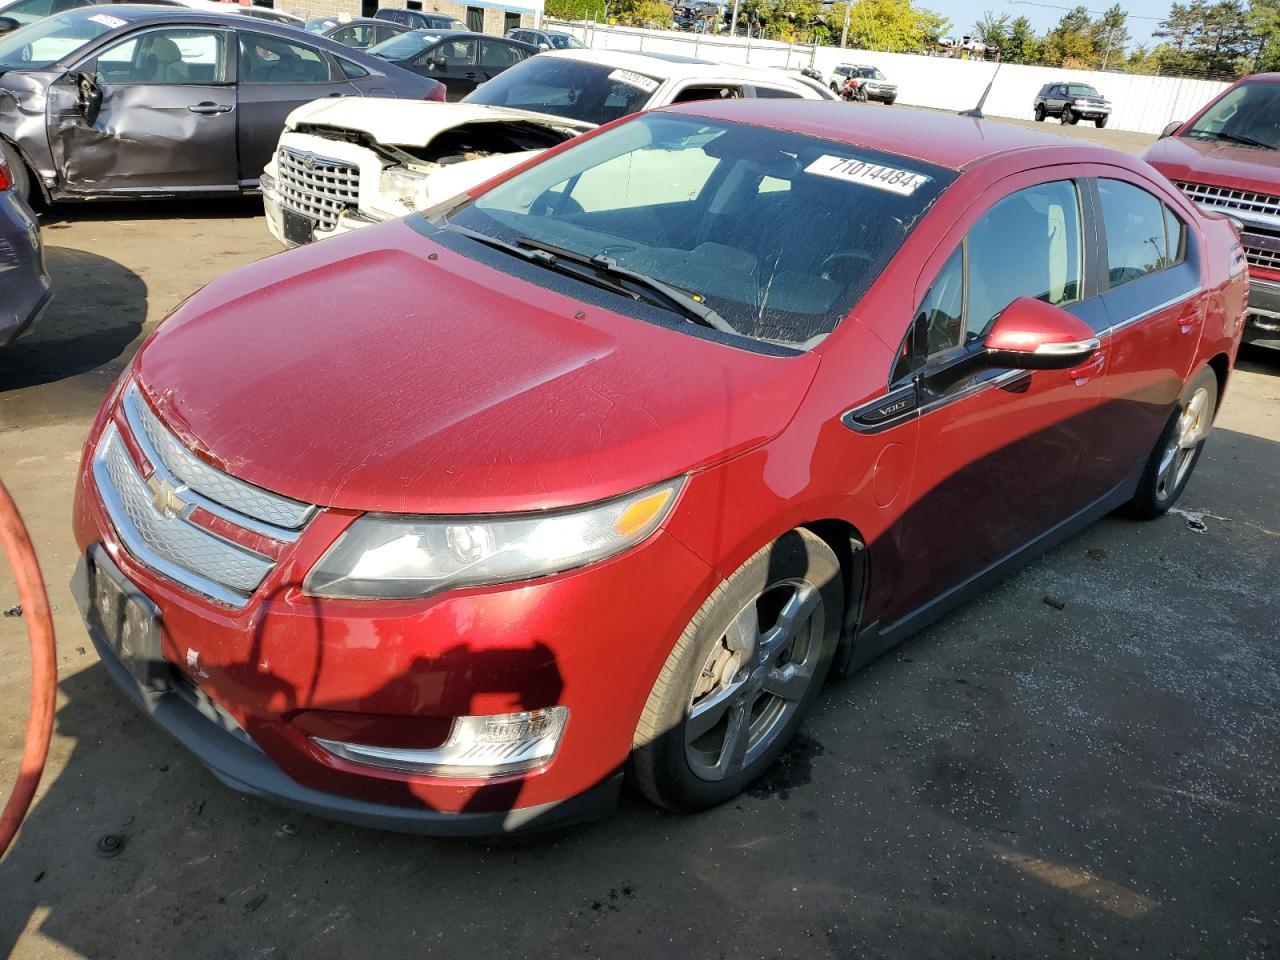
<box><xmin>546</xmin><ymin>20</ymin><xmax>1230</xmax><ymax>136</ymax></box>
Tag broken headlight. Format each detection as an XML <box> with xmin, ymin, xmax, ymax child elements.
<box><xmin>380</xmin><ymin>166</ymin><xmax>433</xmax><ymax>211</ymax></box>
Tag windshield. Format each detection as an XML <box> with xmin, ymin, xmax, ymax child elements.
<box><xmin>0</xmin><ymin>9</ymin><xmax>120</xmax><ymax>71</ymax></box>
<box><xmin>1067</xmin><ymin>84</ymin><xmax>1099</xmax><ymax>97</ymax></box>
<box><xmin>549</xmin><ymin>33</ymin><xmax>584</xmax><ymax>49</ymax></box>
<box><xmin>439</xmin><ymin>113</ymin><xmax>953</xmax><ymax>347</ymax></box>
<box><xmin>464</xmin><ymin>56</ymin><xmax>659</xmax><ymax>124</ymax></box>
<box><xmin>367</xmin><ymin>29</ymin><xmax>438</xmax><ymax>59</ymax></box>
<box><xmin>1185</xmin><ymin>80</ymin><xmax>1280</xmax><ymax>150</ymax></box>
<box><xmin>305</xmin><ymin>16</ymin><xmax>337</xmax><ymax>32</ymax></box>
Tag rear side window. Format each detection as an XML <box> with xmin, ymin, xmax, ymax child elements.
<box><xmin>239</xmin><ymin>31</ymin><xmax>332</xmax><ymax>83</ymax></box>
<box><xmin>670</xmin><ymin>84</ymin><xmax>742</xmax><ymax>104</ymax></box>
<box><xmin>753</xmin><ymin>86</ymin><xmax>802</xmax><ymax>99</ymax></box>
<box><xmin>479</xmin><ymin>38</ymin><xmax>523</xmax><ymax>67</ymax></box>
<box><xmin>1097</xmin><ymin>179</ymin><xmax>1182</xmax><ymax>287</ymax></box>
<box><xmin>337</xmin><ymin>56</ymin><xmax>369</xmax><ymax>78</ymax></box>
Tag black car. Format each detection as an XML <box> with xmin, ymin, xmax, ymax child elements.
<box><xmin>1033</xmin><ymin>81</ymin><xmax>1112</xmax><ymax>127</ymax></box>
<box><xmin>0</xmin><ymin>147</ymin><xmax>51</xmax><ymax>345</ymax></box>
<box><xmin>0</xmin><ymin>5</ymin><xmax>442</xmax><ymax>205</ymax></box>
<box><xmin>504</xmin><ymin>28</ymin><xmax>585</xmax><ymax>50</ymax></box>
<box><xmin>365</xmin><ymin>29</ymin><xmax>536</xmax><ymax>100</ymax></box>
<box><xmin>373</xmin><ymin>7</ymin><xmax>464</xmax><ymax>31</ymax></box>
<box><xmin>321</xmin><ymin>15</ymin><xmax>411</xmax><ymax>49</ymax></box>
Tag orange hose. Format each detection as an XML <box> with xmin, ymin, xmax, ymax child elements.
<box><xmin>0</xmin><ymin>478</ymin><xmax>57</xmax><ymax>857</ymax></box>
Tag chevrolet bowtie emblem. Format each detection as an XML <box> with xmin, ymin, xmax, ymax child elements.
<box><xmin>146</xmin><ymin>474</ymin><xmax>190</xmax><ymax>519</ymax></box>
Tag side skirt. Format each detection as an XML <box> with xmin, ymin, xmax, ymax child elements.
<box><xmin>841</xmin><ymin>462</ymin><xmax>1142</xmax><ymax>675</ymax></box>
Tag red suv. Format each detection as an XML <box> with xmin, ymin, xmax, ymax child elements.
<box><xmin>72</xmin><ymin>102</ymin><xmax>1246</xmax><ymax>836</ymax></box>
<box><xmin>1145</xmin><ymin>73</ymin><xmax>1280</xmax><ymax>351</ymax></box>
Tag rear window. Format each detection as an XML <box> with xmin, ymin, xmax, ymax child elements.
<box><xmin>464</xmin><ymin>56</ymin><xmax>659</xmax><ymax>124</ymax></box>
<box><xmin>366</xmin><ymin>29</ymin><xmax>436</xmax><ymax>60</ymax></box>
<box><xmin>442</xmin><ymin>113</ymin><xmax>955</xmax><ymax>346</ymax></box>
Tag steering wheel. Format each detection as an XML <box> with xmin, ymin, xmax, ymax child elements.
<box><xmin>819</xmin><ymin>249</ymin><xmax>872</xmax><ymax>282</ymax></box>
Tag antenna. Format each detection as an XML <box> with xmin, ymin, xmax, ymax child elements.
<box><xmin>959</xmin><ymin>60</ymin><xmax>1003</xmax><ymax>119</ymax></box>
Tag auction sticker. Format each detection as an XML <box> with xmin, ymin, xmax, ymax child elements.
<box><xmin>804</xmin><ymin>155</ymin><xmax>931</xmax><ymax>196</ymax></box>
<box><xmin>88</xmin><ymin>13</ymin><xmax>127</xmax><ymax>27</ymax></box>
<box><xmin>608</xmin><ymin>69</ymin><xmax>660</xmax><ymax>94</ymax></box>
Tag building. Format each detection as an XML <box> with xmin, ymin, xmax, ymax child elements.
<box><xmin>277</xmin><ymin>0</ymin><xmax>543</xmax><ymax>34</ymax></box>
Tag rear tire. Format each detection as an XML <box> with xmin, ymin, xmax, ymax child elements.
<box><xmin>1125</xmin><ymin>366</ymin><xmax>1218</xmax><ymax>520</ymax></box>
<box><xmin>1</xmin><ymin>141</ymin><xmax>31</xmax><ymax>206</ymax></box>
<box><xmin>1034</xmin><ymin>104</ymin><xmax>1046</xmax><ymax>121</ymax></box>
<box><xmin>631</xmin><ymin>529</ymin><xmax>844</xmax><ymax>812</ymax></box>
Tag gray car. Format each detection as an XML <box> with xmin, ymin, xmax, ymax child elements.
<box><xmin>0</xmin><ymin>5</ymin><xmax>441</xmax><ymax>206</ymax></box>
<box><xmin>0</xmin><ymin>151</ymin><xmax>51</xmax><ymax>345</ymax></box>
<box><xmin>1033</xmin><ymin>81</ymin><xmax>1112</xmax><ymax>127</ymax></box>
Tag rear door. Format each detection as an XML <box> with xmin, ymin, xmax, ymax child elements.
<box><xmin>476</xmin><ymin>38</ymin><xmax>528</xmax><ymax>84</ymax></box>
<box><xmin>46</xmin><ymin>25</ymin><xmax>237</xmax><ymax>193</ymax></box>
<box><xmin>234</xmin><ymin>29</ymin><xmax>360</xmax><ymax>183</ymax></box>
<box><xmin>1072</xmin><ymin>176</ymin><xmax>1204</xmax><ymax>502</ymax></box>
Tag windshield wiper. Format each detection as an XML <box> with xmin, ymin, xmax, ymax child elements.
<box><xmin>514</xmin><ymin>236</ymin><xmax>739</xmax><ymax>335</ymax></box>
<box><xmin>1199</xmin><ymin>129</ymin><xmax>1273</xmax><ymax>149</ymax></box>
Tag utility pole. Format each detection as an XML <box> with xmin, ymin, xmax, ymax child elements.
<box><xmin>729</xmin><ymin>0</ymin><xmax>740</xmax><ymax>37</ymax></box>
<box><xmin>1100</xmin><ymin>23</ymin><xmax>1116</xmax><ymax>70</ymax></box>
<box><xmin>840</xmin><ymin>1</ymin><xmax>850</xmax><ymax>47</ymax></box>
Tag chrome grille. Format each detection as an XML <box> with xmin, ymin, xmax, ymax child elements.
<box><xmin>277</xmin><ymin>148</ymin><xmax>359</xmax><ymax>231</ymax></box>
<box><xmin>92</xmin><ymin>385</ymin><xmax>317</xmax><ymax>607</ymax></box>
<box><xmin>1244</xmin><ymin>243</ymin><xmax>1280</xmax><ymax>271</ymax></box>
<box><xmin>1175</xmin><ymin>180</ymin><xmax>1280</xmax><ymax>220</ymax></box>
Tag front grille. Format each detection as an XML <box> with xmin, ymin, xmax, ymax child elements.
<box><xmin>1244</xmin><ymin>243</ymin><xmax>1280</xmax><ymax>271</ymax></box>
<box><xmin>277</xmin><ymin>148</ymin><xmax>359</xmax><ymax>231</ymax></box>
<box><xmin>1175</xmin><ymin>180</ymin><xmax>1280</xmax><ymax>220</ymax></box>
<box><xmin>92</xmin><ymin>384</ymin><xmax>317</xmax><ymax>607</ymax></box>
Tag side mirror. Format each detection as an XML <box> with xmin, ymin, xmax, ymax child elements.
<box><xmin>983</xmin><ymin>297</ymin><xmax>1099</xmax><ymax>370</ymax></box>
<box><xmin>1159</xmin><ymin>120</ymin><xmax>1182</xmax><ymax>139</ymax></box>
<box><xmin>538</xmin><ymin>41</ymin><xmax>550</xmax><ymax>50</ymax></box>
<box><xmin>0</xmin><ymin>15</ymin><xmax>20</xmax><ymax>35</ymax></box>
<box><xmin>77</xmin><ymin>71</ymin><xmax>103</xmax><ymax>126</ymax></box>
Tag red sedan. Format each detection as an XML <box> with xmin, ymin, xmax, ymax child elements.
<box><xmin>72</xmin><ymin>102</ymin><xmax>1246</xmax><ymax>835</ymax></box>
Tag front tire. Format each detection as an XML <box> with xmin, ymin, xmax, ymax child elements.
<box><xmin>631</xmin><ymin>529</ymin><xmax>844</xmax><ymax>812</ymax></box>
<box><xmin>1</xmin><ymin>140</ymin><xmax>31</xmax><ymax>206</ymax></box>
<box><xmin>1126</xmin><ymin>366</ymin><xmax>1218</xmax><ymax>520</ymax></box>
<box><xmin>1061</xmin><ymin>106</ymin><xmax>1076</xmax><ymax>125</ymax></box>
<box><xmin>1096</xmin><ymin>115</ymin><xmax>1108</xmax><ymax>128</ymax></box>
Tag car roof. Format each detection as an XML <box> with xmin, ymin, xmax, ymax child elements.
<box><xmin>663</xmin><ymin>99</ymin><xmax>1124</xmax><ymax>171</ymax></box>
<box><xmin>325</xmin><ymin>16</ymin><xmax>388</xmax><ymax>26</ymax></box>
<box><xmin>543</xmin><ymin>48</ymin><xmax>816</xmax><ymax>85</ymax></box>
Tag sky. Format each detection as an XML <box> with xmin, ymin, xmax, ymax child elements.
<box><xmin>925</xmin><ymin>0</ymin><xmax>1172</xmax><ymax>47</ymax></box>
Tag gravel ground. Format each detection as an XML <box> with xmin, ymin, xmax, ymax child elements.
<box><xmin>1</xmin><ymin>124</ymin><xmax>1278</xmax><ymax>959</ymax></box>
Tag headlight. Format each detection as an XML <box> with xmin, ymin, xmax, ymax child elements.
<box><xmin>305</xmin><ymin>478</ymin><xmax>685</xmax><ymax>599</ymax></box>
<box><xmin>380</xmin><ymin>165</ymin><xmax>432</xmax><ymax>211</ymax></box>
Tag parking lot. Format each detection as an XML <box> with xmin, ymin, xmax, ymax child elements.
<box><xmin>1</xmin><ymin>119</ymin><xmax>1279</xmax><ymax>960</ymax></box>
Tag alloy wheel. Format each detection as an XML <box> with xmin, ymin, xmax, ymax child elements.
<box><xmin>684</xmin><ymin>578</ymin><xmax>824</xmax><ymax>781</ymax></box>
<box><xmin>1156</xmin><ymin>386</ymin><xmax>1210</xmax><ymax>501</ymax></box>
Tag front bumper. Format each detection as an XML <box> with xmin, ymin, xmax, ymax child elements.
<box><xmin>262</xmin><ymin>181</ymin><xmax>384</xmax><ymax>249</ymax></box>
<box><xmin>1244</xmin><ymin>277</ymin><xmax>1280</xmax><ymax>350</ymax></box>
<box><xmin>73</xmin><ymin>553</ymin><xmax>622</xmax><ymax>836</ymax></box>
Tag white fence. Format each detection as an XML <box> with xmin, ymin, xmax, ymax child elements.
<box><xmin>546</xmin><ymin>20</ymin><xmax>1230</xmax><ymax>136</ymax></box>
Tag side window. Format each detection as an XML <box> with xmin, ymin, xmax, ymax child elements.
<box><xmin>1097</xmin><ymin>178</ymin><xmax>1178</xmax><ymax>287</ymax></box>
<box><xmin>1164</xmin><ymin>205</ymin><xmax>1187</xmax><ymax>264</ymax></box>
<box><xmin>95</xmin><ymin>29</ymin><xmax>225</xmax><ymax>85</ymax></box>
<box><xmin>965</xmin><ymin>180</ymin><xmax>1082</xmax><ymax>340</ymax></box>
<box><xmin>916</xmin><ymin>246</ymin><xmax>966</xmax><ymax>360</ymax></box>
<box><xmin>479</xmin><ymin>39</ymin><xmax>523</xmax><ymax>68</ymax></box>
<box><xmin>337</xmin><ymin>56</ymin><xmax>369</xmax><ymax>79</ymax></box>
<box><xmin>670</xmin><ymin>84</ymin><xmax>742</xmax><ymax>104</ymax></box>
<box><xmin>238</xmin><ymin>31</ymin><xmax>332</xmax><ymax>83</ymax></box>
<box><xmin>425</xmin><ymin>37</ymin><xmax>476</xmax><ymax>66</ymax></box>
<box><xmin>753</xmin><ymin>86</ymin><xmax>802</xmax><ymax>99</ymax></box>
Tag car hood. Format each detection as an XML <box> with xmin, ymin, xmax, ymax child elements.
<box><xmin>284</xmin><ymin>97</ymin><xmax>595</xmax><ymax>147</ymax></box>
<box><xmin>134</xmin><ymin>219</ymin><xmax>820</xmax><ymax>515</ymax></box>
<box><xmin>1144</xmin><ymin>135</ymin><xmax>1280</xmax><ymax>192</ymax></box>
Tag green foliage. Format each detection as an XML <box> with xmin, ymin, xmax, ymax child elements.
<box><xmin>1006</xmin><ymin>14</ymin><xmax>1040</xmax><ymax>63</ymax></box>
<box><xmin>834</xmin><ymin>0</ymin><xmax>949</xmax><ymax>51</ymax></box>
<box><xmin>1154</xmin><ymin>0</ymin><xmax>1261</xmax><ymax>77</ymax></box>
<box><xmin>544</xmin><ymin>0</ymin><xmax>604</xmax><ymax>19</ymax></box>
<box><xmin>972</xmin><ymin>10</ymin><xmax>1012</xmax><ymax>59</ymax></box>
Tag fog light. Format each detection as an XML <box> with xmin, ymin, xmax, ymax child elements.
<box><xmin>312</xmin><ymin>707</ymin><xmax>569</xmax><ymax>778</ymax></box>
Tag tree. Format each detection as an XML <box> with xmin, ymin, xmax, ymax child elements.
<box><xmin>1155</xmin><ymin>0</ymin><xmax>1257</xmax><ymax>77</ymax></box>
<box><xmin>973</xmin><ymin>9</ymin><xmax>1011</xmax><ymax>58</ymax></box>
<box><xmin>1095</xmin><ymin>3</ymin><xmax>1130</xmax><ymax>68</ymax></box>
<box><xmin>1006</xmin><ymin>14</ymin><xmax>1040</xmax><ymax>63</ymax></box>
<box><xmin>835</xmin><ymin>0</ymin><xmax>949</xmax><ymax>52</ymax></box>
<box><xmin>1249</xmin><ymin>0</ymin><xmax>1280</xmax><ymax>70</ymax></box>
<box><xmin>1041</xmin><ymin>5</ymin><xmax>1100</xmax><ymax>66</ymax></box>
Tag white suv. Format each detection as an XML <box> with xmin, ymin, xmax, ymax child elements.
<box><xmin>261</xmin><ymin>48</ymin><xmax>832</xmax><ymax>247</ymax></box>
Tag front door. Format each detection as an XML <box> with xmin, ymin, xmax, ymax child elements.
<box><xmin>46</xmin><ymin>26</ymin><xmax>237</xmax><ymax>193</ymax></box>
<box><xmin>234</xmin><ymin>29</ymin><xmax>360</xmax><ymax>183</ymax></box>
<box><xmin>418</xmin><ymin>36</ymin><xmax>478</xmax><ymax>100</ymax></box>
<box><xmin>877</xmin><ymin>176</ymin><xmax>1104</xmax><ymax>624</ymax></box>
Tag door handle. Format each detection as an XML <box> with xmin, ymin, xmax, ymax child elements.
<box><xmin>1177</xmin><ymin>311</ymin><xmax>1202</xmax><ymax>334</ymax></box>
<box><xmin>1067</xmin><ymin>350</ymin><xmax>1105</xmax><ymax>384</ymax></box>
<box><xmin>188</xmin><ymin>102</ymin><xmax>232</xmax><ymax>115</ymax></box>
<box><xmin>464</xmin><ymin>71</ymin><xmax>477</xmax><ymax>79</ymax></box>
<box><xmin>327</xmin><ymin>92</ymin><xmax>344</xmax><ymax>97</ymax></box>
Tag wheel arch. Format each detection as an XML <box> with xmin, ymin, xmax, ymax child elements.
<box><xmin>796</xmin><ymin>518</ymin><xmax>869</xmax><ymax>674</ymax></box>
<box><xmin>1206</xmin><ymin>351</ymin><xmax>1231</xmax><ymax>411</ymax></box>
<box><xmin>1</xmin><ymin>135</ymin><xmax>50</xmax><ymax>207</ymax></box>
